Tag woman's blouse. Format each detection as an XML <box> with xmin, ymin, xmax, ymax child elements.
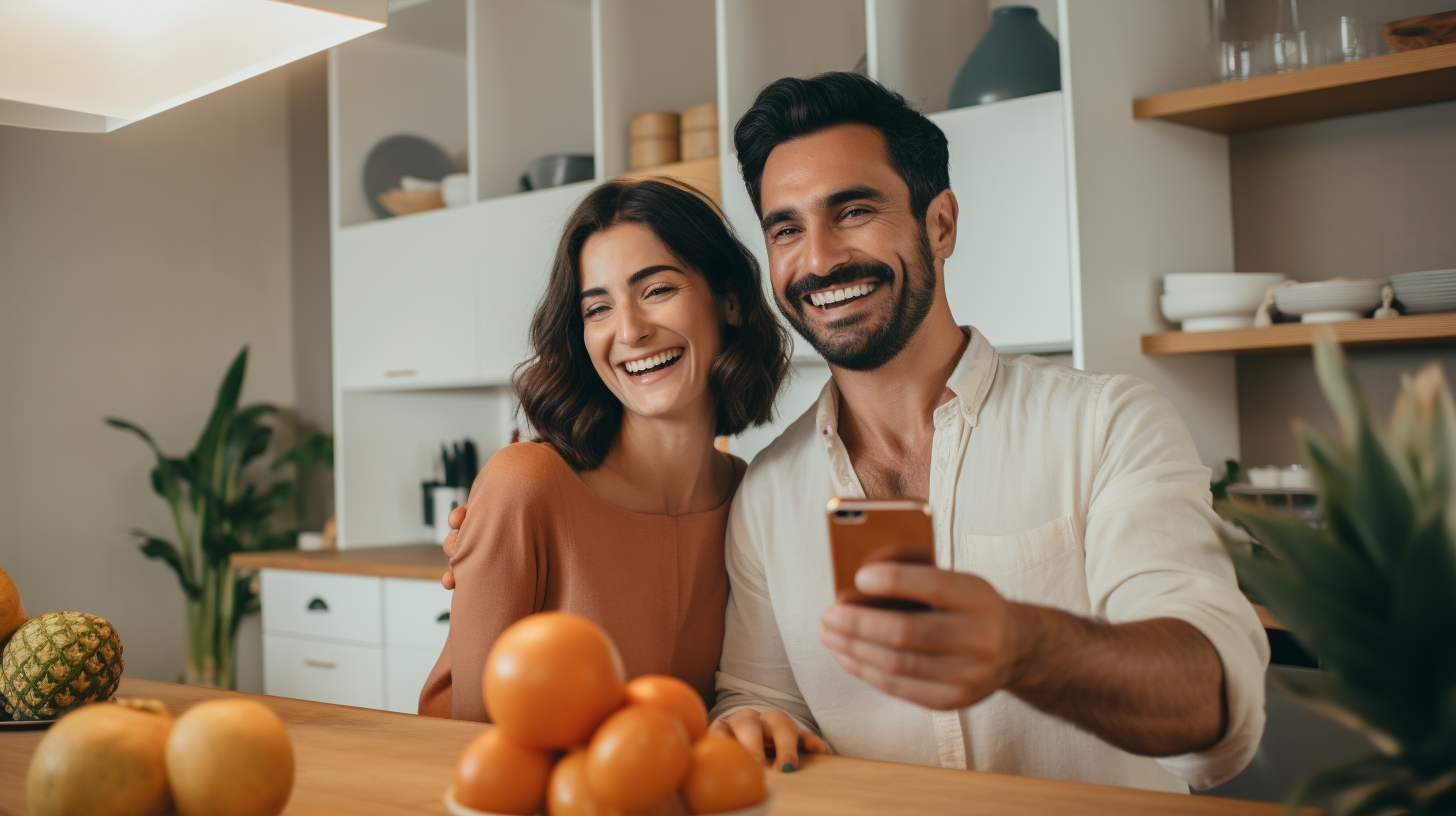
<box><xmin>418</xmin><ymin>441</ymin><xmax>745</xmax><ymax>720</ymax></box>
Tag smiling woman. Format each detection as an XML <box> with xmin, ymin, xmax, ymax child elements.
<box><xmin>418</xmin><ymin>179</ymin><xmax>791</xmax><ymax>722</ymax></box>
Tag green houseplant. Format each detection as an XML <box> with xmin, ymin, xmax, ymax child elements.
<box><xmin>106</xmin><ymin>347</ymin><xmax>332</xmax><ymax>689</ymax></box>
<box><xmin>1228</xmin><ymin>335</ymin><xmax>1456</xmax><ymax>816</ymax></box>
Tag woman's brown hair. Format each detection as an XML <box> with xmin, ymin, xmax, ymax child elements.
<box><xmin>513</xmin><ymin>179</ymin><xmax>791</xmax><ymax>470</ymax></box>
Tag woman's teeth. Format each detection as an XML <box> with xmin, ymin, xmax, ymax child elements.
<box><xmin>624</xmin><ymin>348</ymin><xmax>683</xmax><ymax>375</ymax></box>
<box><xmin>809</xmin><ymin>282</ymin><xmax>877</xmax><ymax>308</ymax></box>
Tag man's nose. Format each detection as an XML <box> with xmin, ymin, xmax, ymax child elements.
<box><xmin>802</xmin><ymin>222</ymin><xmax>854</xmax><ymax>278</ymax></box>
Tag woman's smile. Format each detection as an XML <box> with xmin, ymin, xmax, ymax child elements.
<box><xmin>621</xmin><ymin>346</ymin><xmax>684</xmax><ymax>377</ymax></box>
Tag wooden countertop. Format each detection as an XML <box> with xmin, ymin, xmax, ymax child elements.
<box><xmin>231</xmin><ymin>544</ymin><xmax>447</xmax><ymax>581</ymax></box>
<box><xmin>0</xmin><ymin>680</ymin><xmax>1297</xmax><ymax>816</ymax></box>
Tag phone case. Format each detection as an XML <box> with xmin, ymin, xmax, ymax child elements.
<box><xmin>826</xmin><ymin>498</ymin><xmax>935</xmax><ymax>610</ymax></box>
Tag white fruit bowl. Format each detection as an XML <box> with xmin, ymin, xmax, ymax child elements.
<box><xmin>1159</xmin><ymin>286</ymin><xmax>1269</xmax><ymax>332</ymax></box>
<box><xmin>1162</xmin><ymin>273</ymin><xmax>1284</xmax><ymax>298</ymax></box>
<box><xmin>445</xmin><ymin>786</ymin><xmax>775</xmax><ymax>816</ymax></box>
<box><xmin>1274</xmin><ymin>280</ymin><xmax>1383</xmax><ymax>323</ymax></box>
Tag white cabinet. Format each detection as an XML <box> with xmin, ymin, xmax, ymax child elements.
<box><xmin>260</xmin><ymin>570</ymin><xmax>452</xmax><ymax>713</ymax></box>
<box><xmin>334</xmin><ymin>207</ymin><xmax>480</xmax><ymax>390</ymax></box>
<box><xmin>931</xmin><ymin>92</ymin><xmax>1073</xmax><ymax>354</ymax></box>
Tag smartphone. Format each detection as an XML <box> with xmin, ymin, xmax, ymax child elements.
<box><xmin>826</xmin><ymin>498</ymin><xmax>936</xmax><ymax>611</ymax></box>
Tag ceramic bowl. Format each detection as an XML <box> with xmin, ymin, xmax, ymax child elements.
<box><xmin>1159</xmin><ymin>287</ymin><xmax>1267</xmax><ymax>331</ymax></box>
<box><xmin>444</xmin><ymin>787</ymin><xmax>775</xmax><ymax>816</ymax></box>
<box><xmin>1162</xmin><ymin>273</ymin><xmax>1284</xmax><ymax>298</ymax></box>
<box><xmin>1274</xmin><ymin>280</ymin><xmax>1383</xmax><ymax>322</ymax></box>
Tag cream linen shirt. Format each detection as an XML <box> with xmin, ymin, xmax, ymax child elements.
<box><xmin>713</xmin><ymin>328</ymin><xmax>1269</xmax><ymax>792</ymax></box>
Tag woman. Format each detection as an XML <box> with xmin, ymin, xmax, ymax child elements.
<box><xmin>419</xmin><ymin>179</ymin><xmax>789</xmax><ymax>720</ymax></box>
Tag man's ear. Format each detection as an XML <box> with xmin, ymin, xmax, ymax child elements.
<box><xmin>723</xmin><ymin>292</ymin><xmax>742</xmax><ymax>327</ymax></box>
<box><xmin>924</xmin><ymin>188</ymin><xmax>958</xmax><ymax>262</ymax></box>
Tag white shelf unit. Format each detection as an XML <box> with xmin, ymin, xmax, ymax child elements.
<box><xmin>328</xmin><ymin>0</ymin><xmax>1239</xmax><ymax>547</ymax></box>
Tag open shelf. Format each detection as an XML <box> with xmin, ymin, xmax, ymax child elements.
<box><xmin>616</xmin><ymin>156</ymin><xmax>721</xmax><ymax>204</ymax></box>
<box><xmin>1132</xmin><ymin>42</ymin><xmax>1456</xmax><ymax>133</ymax></box>
<box><xmin>1142</xmin><ymin>314</ymin><xmax>1456</xmax><ymax>355</ymax></box>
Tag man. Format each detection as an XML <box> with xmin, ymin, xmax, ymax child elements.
<box><xmin>703</xmin><ymin>72</ymin><xmax>1267</xmax><ymax>793</ymax></box>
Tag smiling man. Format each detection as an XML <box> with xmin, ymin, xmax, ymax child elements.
<box><xmin>706</xmin><ymin>72</ymin><xmax>1269</xmax><ymax>793</ymax></box>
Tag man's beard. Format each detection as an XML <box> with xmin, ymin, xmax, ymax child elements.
<box><xmin>777</xmin><ymin>230</ymin><xmax>937</xmax><ymax>372</ymax></box>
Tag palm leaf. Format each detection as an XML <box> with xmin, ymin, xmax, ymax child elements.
<box><xmin>133</xmin><ymin>532</ymin><xmax>200</xmax><ymax>600</ymax></box>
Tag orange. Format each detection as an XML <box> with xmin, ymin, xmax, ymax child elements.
<box><xmin>455</xmin><ymin>728</ymin><xmax>554</xmax><ymax>815</ymax></box>
<box><xmin>165</xmin><ymin>699</ymin><xmax>294</xmax><ymax>816</ymax></box>
<box><xmin>547</xmin><ymin>748</ymin><xmax>616</xmax><ymax>816</ymax></box>
<box><xmin>485</xmin><ymin>613</ymin><xmax>626</xmax><ymax>750</ymax></box>
<box><xmin>624</xmin><ymin>676</ymin><xmax>708</xmax><ymax>742</ymax></box>
<box><xmin>681</xmin><ymin>736</ymin><xmax>767</xmax><ymax>814</ymax></box>
<box><xmin>28</xmin><ymin>700</ymin><xmax>174</xmax><ymax>816</ymax></box>
<box><xmin>585</xmin><ymin>704</ymin><xmax>691</xmax><ymax>813</ymax></box>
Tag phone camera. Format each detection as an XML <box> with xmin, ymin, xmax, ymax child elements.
<box><xmin>834</xmin><ymin>510</ymin><xmax>864</xmax><ymax>519</ymax></box>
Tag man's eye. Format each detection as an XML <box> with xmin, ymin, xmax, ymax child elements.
<box><xmin>842</xmin><ymin>206</ymin><xmax>871</xmax><ymax>219</ymax></box>
<box><xmin>772</xmin><ymin>226</ymin><xmax>800</xmax><ymax>240</ymax></box>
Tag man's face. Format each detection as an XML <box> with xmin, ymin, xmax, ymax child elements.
<box><xmin>758</xmin><ymin>123</ymin><xmax>936</xmax><ymax>371</ymax></box>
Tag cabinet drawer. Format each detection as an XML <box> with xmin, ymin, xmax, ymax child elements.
<box><xmin>263</xmin><ymin>634</ymin><xmax>384</xmax><ymax>710</ymax></box>
<box><xmin>383</xmin><ymin>578</ymin><xmax>452</xmax><ymax>651</ymax></box>
<box><xmin>260</xmin><ymin>569</ymin><xmax>383</xmax><ymax>645</ymax></box>
<box><xmin>385</xmin><ymin>646</ymin><xmax>442</xmax><ymax>714</ymax></box>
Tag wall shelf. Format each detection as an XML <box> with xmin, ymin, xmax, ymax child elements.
<box><xmin>1132</xmin><ymin>42</ymin><xmax>1456</xmax><ymax>133</ymax></box>
<box><xmin>617</xmin><ymin>156</ymin><xmax>721</xmax><ymax>205</ymax></box>
<box><xmin>1142</xmin><ymin>314</ymin><xmax>1456</xmax><ymax>355</ymax></box>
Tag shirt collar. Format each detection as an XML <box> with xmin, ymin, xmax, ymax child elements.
<box><xmin>814</xmin><ymin>326</ymin><xmax>999</xmax><ymax>437</ymax></box>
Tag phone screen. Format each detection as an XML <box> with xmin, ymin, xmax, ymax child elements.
<box><xmin>826</xmin><ymin>499</ymin><xmax>935</xmax><ymax>611</ymax></box>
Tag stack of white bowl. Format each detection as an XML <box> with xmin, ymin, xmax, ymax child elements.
<box><xmin>1391</xmin><ymin>270</ymin><xmax>1456</xmax><ymax>314</ymax></box>
<box><xmin>1273</xmin><ymin>279</ymin><xmax>1384</xmax><ymax>323</ymax></box>
<box><xmin>1161</xmin><ymin>273</ymin><xmax>1284</xmax><ymax>332</ymax></box>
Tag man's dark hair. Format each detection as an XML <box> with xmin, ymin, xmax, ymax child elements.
<box><xmin>734</xmin><ymin>71</ymin><xmax>950</xmax><ymax>221</ymax></box>
<box><xmin>513</xmin><ymin>179</ymin><xmax>790</xmax><ymax>470</ymax></box>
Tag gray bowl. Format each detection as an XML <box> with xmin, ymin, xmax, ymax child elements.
<box><xmin>520</xmin><ymin>154</ymin><xmax>595</xmax><ymax>191</ymax></box>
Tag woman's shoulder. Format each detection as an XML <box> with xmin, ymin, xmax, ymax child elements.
<box><xmin>471</xmin><ymin>441</ymin><xmax>572</xmax><ymax>506</ymax></box>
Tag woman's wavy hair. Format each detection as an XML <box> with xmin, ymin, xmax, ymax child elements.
<box><xmin>513</xmin><ymin>179</ymin><xmax>791</xmax><ymax>470</ymax></box>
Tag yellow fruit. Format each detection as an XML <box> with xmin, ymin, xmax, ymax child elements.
<box><xmin>165</xmin><ymin>699</ymin><xmax>294</xmax><ymax>816</ymax></box>
<box><xmin>0</xmin><ymin>566</ymin><xmax>27</xmax><ymax>644</ymax></box>
<box><xmin>27</xmin><ymin>699</ymin><xmax>174</xmax><ymax>816</ymax></box>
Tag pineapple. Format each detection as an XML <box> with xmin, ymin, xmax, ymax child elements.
<box><xmin>1</xmin><ymin>611</ymin><xmax>125</xmax><ymax>721</ymax></box>
<box><xmin>1227</xmin><ymin>335</ymin><xmax>1456</xmax><ymax>816</ymax></box>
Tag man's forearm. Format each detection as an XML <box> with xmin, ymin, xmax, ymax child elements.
<box><xmin>1005</xmin><ymin>604</ymin><xmax>1228</xmax><ymax>757</ymax></box>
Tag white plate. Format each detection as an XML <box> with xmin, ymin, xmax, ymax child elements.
<box><xmin>444</xmin><ymin>786</ymin><xmax>775</xmax><ymax>816</ymax></box>
<box><xmin>1162</xmin><ymin>273</ymin><xmax>1283</xmax><ymax>295</ymax></box>
<box><xmin>1391</xmin><ymin>269</ymin><xmax>1456</xmax><ymax>282</ymax></box>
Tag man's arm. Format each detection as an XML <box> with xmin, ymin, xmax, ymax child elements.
<box><xmin>819</xmin><ymin>565</ymin><xmax>1226</xmax><ymax>756</ymax></box>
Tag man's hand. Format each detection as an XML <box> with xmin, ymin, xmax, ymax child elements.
<box><xmin>708</xmin><ymin>708</ymin><xmax>828</xmax><ymax>772</ymax></box>
<box><xmin>819</xmin><ymin>562</ymin><xmax>1022</xmax><ymax>710</ymax></box>
<box><xmin>819</xmin><ymin>561</ymin><xmax>1228</xmax><ymax>757</ymax></box>
<box><xmin>439</xmin><ymin>505</ymin><xmax>467</xmax><ymax>590</ymax></box>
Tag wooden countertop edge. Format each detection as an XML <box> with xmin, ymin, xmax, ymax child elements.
<box><xmin>230</xmin><ymin>544</ymin><xmax>447</xmax><ymax>581</ymax></box>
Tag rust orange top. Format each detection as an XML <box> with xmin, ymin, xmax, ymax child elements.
<box><xmin>419</xmin><ymin>442</ymin><xmax>744</xmax><ymax>720</ymax></box>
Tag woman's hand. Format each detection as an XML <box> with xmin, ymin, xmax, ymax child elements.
<box><xmin>439</xmin><ymin>505</ymin><xmax>468</xmax><ymax>590</ymax></box>
<box><xmin>708</xmin><ymin>708</ymin><xmax>827</xmax><ymax>772</ymax></box>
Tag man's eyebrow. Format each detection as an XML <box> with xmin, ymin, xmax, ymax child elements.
<box><xmin>579</xmin><ymin>265</ymin><xmax>683</xmax><ymax>300</ymax></box>
<box><xmin>760</xmin><ymin>186</ymin><xmax>889</xmax><ymax>233</ymax></box>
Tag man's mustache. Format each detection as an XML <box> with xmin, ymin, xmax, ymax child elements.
<box><xmin>783</xmin><ymin>262</ymin><xmax>896</xmax><ymax>310</ymax></box>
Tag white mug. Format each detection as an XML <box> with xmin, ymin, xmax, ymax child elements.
<box><xmin>431</xmin><ymin>486</ymin><xmax>467</xmax><ymax>544</ymax></box>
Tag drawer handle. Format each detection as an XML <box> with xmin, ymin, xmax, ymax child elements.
<box><xmin>307</xmin><ymin>597</ymin><xmax>329</xmax><ymax>612</ymax></box>
<box><xmin>304</xmin><ymin>659</ymin><xmax>337</xmax><ymax>669</ymax></box>
<box><xmin>437</xmin><ymin>612</ymin><xmax>450</xmax><ymax>623</ymax></box>
<box><xmin>385</xmin><ymin>369</ymin><xmax>417</xmax><ymax>378</ymax></box>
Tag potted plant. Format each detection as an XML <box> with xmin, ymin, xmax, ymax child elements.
<box><xmin>107</xmin><ymin>347</ymin><xmax>332</xmax><ymax>689</ymax></box>
<box><xmin>1228</xmin><ymin>336</ymin><xmax>1456</xmax><ymax>816</ymax></box>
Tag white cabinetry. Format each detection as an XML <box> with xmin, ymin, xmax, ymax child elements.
<box><xmin>260</xmin><ymin>570</ymin><xmax>451</xmax><ymax>713</ymax></box>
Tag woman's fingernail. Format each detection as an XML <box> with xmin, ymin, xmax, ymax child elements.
<box><xmin>781</xmin><ymin>762</ymin><xmax>795</xmax><ymax>773</ymax></box>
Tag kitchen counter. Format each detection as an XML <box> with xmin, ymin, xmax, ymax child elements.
<box><xmin>231</xmin><ymin>543</ymin><xmax>447</xmax><ymax>581</ymax></box>
<box><xmin>0</xmin><ymin>680</ymin><xmax>1298</xmax><ymax>816</ymax></box>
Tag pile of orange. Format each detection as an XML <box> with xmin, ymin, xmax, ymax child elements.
<box><xmin>452</xmin><ymin>612</ymin><xmax>768</xmax><ymax>816</ymax></box>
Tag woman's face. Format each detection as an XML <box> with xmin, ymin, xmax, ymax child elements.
<box><xmin>578</xmin><ymin>222</ymin><xmax>735</xmax><ymax>424</ymax></box>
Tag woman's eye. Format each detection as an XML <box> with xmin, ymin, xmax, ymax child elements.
<box><xmin>646</xmin><ymin>285</ymin><xmax>675</xmax><ymax>298</ymax></box>
<box><xmin>583</xmin><ymin>304</ymin><xmax>608</xmax><ymax>320</ymax></box>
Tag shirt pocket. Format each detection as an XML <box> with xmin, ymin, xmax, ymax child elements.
<box><xmin>956</xmin><ymin>516</ymin><xmax>1088</xmax><ymax>609</ymax></box>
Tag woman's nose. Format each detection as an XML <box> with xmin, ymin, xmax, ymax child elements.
<box><xmin>617</xmin><ymin>301</ymin><xmax>651</xmax><ymax>345</ymax></box>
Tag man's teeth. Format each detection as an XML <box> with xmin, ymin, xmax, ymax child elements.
<box><xmin>624</xmin><ymin>348</ymin><xmax>683</xmax><ymax>373</ymax></box>
<box><xmin>809</xmin><ymin>282</ymin><xmax>877</xmax><ymax>307</ymax></box>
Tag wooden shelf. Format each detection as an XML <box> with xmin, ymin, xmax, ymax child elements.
<box><xmin>1253</xmin><ymin>603</ymin><xmax>1287</xmax><ymax>632</ymax></box>
<box><xmin>1142</xmin><ymin>314</ymin><xmax>1456</xmax><ymax>355</ymax></box>
<box><xmin>616</xmin><ymin>156</ymin><xmax>721</xmax><ymax>206</ymax></box>
<box><xmin>1133</xmin><ymin>42</ymin><xmax>1456</xmax><ymax>132</ymax></box>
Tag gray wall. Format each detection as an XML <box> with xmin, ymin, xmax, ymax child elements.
<box><xmin>0</xmin><ymin>55</ymin><xmax>331</xmax><ymax>691</ymax></box>
<box><xmin>1229</xmin><ymin>0</ymin><xmax>1456</xmax><ymax>467</ymax></box>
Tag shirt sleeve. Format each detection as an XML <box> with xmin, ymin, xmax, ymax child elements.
<box><xmin>417</xmin><ymin>444</ymin><xmax>550</xmax><ymax>721</ymax></box>
<box><xmin>1083</xmin><ymin>375</ymin><xmax>1270</xmax><ymax>790</ymax></box>
<box><xmin>711</xmin><ymin>485</ymin><xmax>825</xmax><ymax>742</ymax></box>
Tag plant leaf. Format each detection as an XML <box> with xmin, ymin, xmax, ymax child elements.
<box><xmin>134</xmin><ymin>532</ymin><xmax>200</xmax><ymax>600</ymax></box>
<box><xmin>1230</xmin><ymin>508</ymin><xmax>1387</xmax><ymax>615</ymax></box>
<box><xmin>1313</xmin><ymin>332</ymin><xmax>1369</xmax><ymax>445</ymax></box>
<box><xmin>271</xmin><ymin>432</ymin><xmax>334</xmax><ymax>473</ymax></box>
<box><xmin>194</xmin><ymin>347</ymin><xmax>248</xmax><ymax>496</ymax></box>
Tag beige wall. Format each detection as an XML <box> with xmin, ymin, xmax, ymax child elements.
<box><xmin>0</xmin><ymin>57</ymin><xmax>329</xmax><ymax>691</ymax></box>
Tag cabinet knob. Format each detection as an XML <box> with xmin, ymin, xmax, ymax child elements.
<box><xmin>436</xmin><ymin>611</ymin><xmax>450</xmax><ymax>623</ymax></box>
<box><xmin>304</xmin><ymin>659</ymin><xmax>337</xmax><ymax>669</ymax></box>
<box><xmin>307</xmin><ymin>597</ymin><xmax>329</xmax><ymax>612</ymax></box>
<box><xmin>385</xmin><ymin>369</ymin><xmax>417</xmax><ymax>378</ymax></box>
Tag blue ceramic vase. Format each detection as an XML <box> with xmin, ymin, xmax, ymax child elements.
<box><xmin>947</xmin><ymin>6</ymin><xmax>1061</xmax><ymax>109</ymax></box>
